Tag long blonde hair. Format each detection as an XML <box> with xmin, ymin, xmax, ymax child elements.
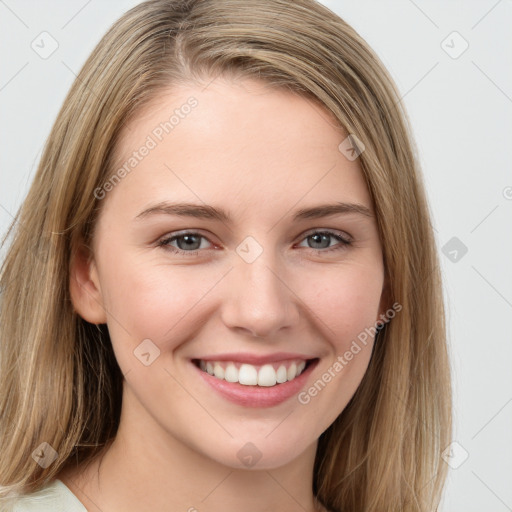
<box><xmin>0</xmin><ymin>1</ymin><xmax>451</xmax><ymax>510</ymax></box>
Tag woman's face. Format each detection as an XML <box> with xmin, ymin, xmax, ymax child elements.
<box><xmin>73</xmin><ymin>77</ymin><xmax>386</xmax><ymax>469</ymax></box>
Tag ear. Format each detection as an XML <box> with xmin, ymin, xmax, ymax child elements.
<box><xmin>69</xmin><ymin>243</ymin><xmax>107</xmax><ymax>324</ymax></box>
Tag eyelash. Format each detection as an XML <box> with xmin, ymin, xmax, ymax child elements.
<box><xmin>157</xmin><ymin>230</ymin><xmax>352</xmax><ymax>257</ymax></box>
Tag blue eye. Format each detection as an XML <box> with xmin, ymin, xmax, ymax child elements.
<box><xmin>157</xmin><ymin>230</ymin><xmax>352</xmax><ymax>256</ymax></box>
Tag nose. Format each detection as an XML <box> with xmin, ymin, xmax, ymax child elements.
<box><xmin>220</xmin><ymin>250</ymin><xmax>300</xmax><ymax>339</ymax></box>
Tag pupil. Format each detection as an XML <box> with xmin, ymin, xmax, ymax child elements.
<box><xmin>180</xmin><ymin>235</ymin><xmax>199</xmax><ymax>250</ymax></box>
<box><xmin>311</xmin><ymin>233</ymin><xmax>329</xmax><ymax>249</ymax></box>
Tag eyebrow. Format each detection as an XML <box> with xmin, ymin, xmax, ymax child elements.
<box><xmin>135</xmin><ymin>201</ymin><xmax>373</xmax><ymax>222</ymax></box>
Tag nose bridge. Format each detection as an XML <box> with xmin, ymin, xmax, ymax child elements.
<box><xmin>221</xmin><ymin>237</ymin><xmax>299</xmax><ymax>337</ymax></box>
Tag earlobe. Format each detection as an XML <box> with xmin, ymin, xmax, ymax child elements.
<box><xmin>69</xmin><ymin>244</ymin><xmax>107</xmax><ymax>324</ymax></box>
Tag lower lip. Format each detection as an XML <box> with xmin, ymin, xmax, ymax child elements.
<box><xmin>192</xmin><ymin>359</ymin><xmax>319</xmax><ymax>408</ymax></box>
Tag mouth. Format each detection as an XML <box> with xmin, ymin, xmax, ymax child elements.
<box><xmin>192</xmin><ymin>358</ymin><xmax>315</xmax><ymax>387</ymax></box>
<box><xmin>190</xmin><ymin>356</ymin><xmax>319</xmax><ymax>408</ymax></box>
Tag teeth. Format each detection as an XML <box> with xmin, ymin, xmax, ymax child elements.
<box><xmin>239</xmin><ymin>364</ymin><xmax>258</xmax><ymax>385</ymax></box>
<box><xmin>197</xmin><ymin>359</ymin><xmax>309</xmax><ymax>387</ymax></box>
<box><xmin>276</xmin><ymin>365</ymin><xmax>288</xmax><ymax>383</ymax></box>
<box><xmin>258</xmin><ymin>364</ymin><xmax>277</xmax><ymax>387</ymax></box>
<box><xmin>213</xmin><ymin>363</ymin><xmax>225</xmax><ymax>380</ymax></box>
<box><xmin>287</xmin><ymin>362</ymin><xmax>297</xmax><ymax>381</ymax></box>
<box><xmin>224</xmin><ymin>363</ymin><xmax>239</xmax><ymax>383</ymax></box>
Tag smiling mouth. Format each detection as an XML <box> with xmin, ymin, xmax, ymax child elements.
<box><xmin>192</xmin><ymin>358</ymin><xmax>317</xmax><ymax>387</ymax></box>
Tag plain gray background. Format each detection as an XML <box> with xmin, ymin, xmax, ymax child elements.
<box><xmin>1</xmin><ymin>1</ymin><xmax>511</xmax><ymax>510</ymax></box>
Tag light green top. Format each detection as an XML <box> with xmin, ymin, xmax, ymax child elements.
<box><xmin>3</xmin><ymin>479</ymin><xmax>333</xmax><ymax>512</ymax></box>
<box><xmin>3</xmin><ymin>479</ymin><xmax>87</xmax><ymax>512</ymax></box>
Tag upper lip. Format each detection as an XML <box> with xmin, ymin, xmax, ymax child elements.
<box><xmin>192</xmin><ymin>352</ymin><xmax>317</xmax><ymax>365</ymax></box>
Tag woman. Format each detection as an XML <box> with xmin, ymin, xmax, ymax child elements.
<box><xmin>0</xmin><ymin>0</ymin><xmax>451</xmax><ymax>510</ymax></box>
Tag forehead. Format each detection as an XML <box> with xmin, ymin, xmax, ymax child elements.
<box><xmin>105</xmin><ymin>77</ymin><xmax>372</xmax><ymax>219</ymax></box>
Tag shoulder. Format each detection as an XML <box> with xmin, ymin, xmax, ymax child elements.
<box><xmin>1</xmin><ymin>479</ymin><xmax>87</xmax><ymax>512</ymax></box>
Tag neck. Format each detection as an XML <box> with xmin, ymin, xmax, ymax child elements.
<box><xmin>59</xmin><ymin>386</ymin><xmax>324</xmax><ymax>512</ymax></box>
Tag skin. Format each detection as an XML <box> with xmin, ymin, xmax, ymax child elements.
<box><xmin>60</xmin><ymin>76</ymin><xmax>387</xmax><ymax>512</ymax></box>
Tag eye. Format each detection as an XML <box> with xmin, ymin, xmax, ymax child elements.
<box><xmin>296</xmin><ymin>230</ymin><xmax>352</xmax><ymax>254</ymax></box>
<box><xmin>157</xmin><ymin>231</ymin><xmax>213</xmax><ymax>255</ymax></box>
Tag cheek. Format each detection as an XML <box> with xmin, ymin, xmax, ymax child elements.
<box><xmin>99</xmin><ymin>255</ymin><xmax>220</xmax><ymax>350</ymax></box>
<box><xmin>291</xmin><ymin>265</ymin><xmax>384</xmax><ymax>429</ymax></box>
<box><xmin>307</xmin><ymin>264</ymin><xmax>384</xmax><ymax>346</ymax></box>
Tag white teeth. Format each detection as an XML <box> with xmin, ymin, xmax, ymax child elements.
<box><xmin>287</xmin><ymin>362</ymin><xmax>297</xmax><ymax>381</ymax></box>
<box><xmin>224</xmin><ymin>363</ymin><xmax>239</xmax><ymax>383</ymax></box>
<box><xmin>213</xmin><ymin>363</ymin><xmax>225</xmax><ymax>380</ymax></box>
<box><xmin>238</xmin><ymin>364</ymin><xmax>258</xmax><ymax>385</ymax></box>
<box><xmin>197</xmin><ymin>359</ymin><xmax>310</xmax><ymax>387</ymax></box>
<box><xmin>276</xmin><ymin>365</ymin><xmax>288</xmax><ymax>383</ymax></box>
<box><xmin>258</xmin><ymin>364</ymin><xmax>277</xmax><ymax>386</ymax></box>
